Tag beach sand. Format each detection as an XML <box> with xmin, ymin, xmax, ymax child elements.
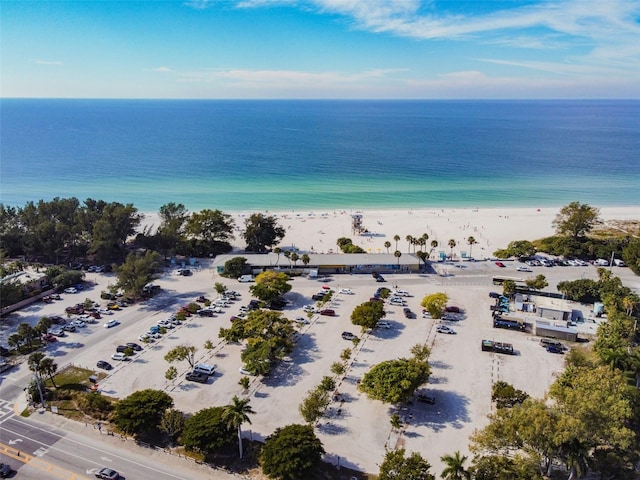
<box><xmin>141</xmin><ymin>206</ymin><xmax>639</xmax><ymax>258</ymax></box>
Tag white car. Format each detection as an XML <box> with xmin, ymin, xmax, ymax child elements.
<box><xmin>392</xmin><ymin>290</ymin><xmax>410</xmax><ymax>297</ymax></box>
<box><xmin>97</xmin><ymin>308</ymin><xmax>113</xmax><ymax>315</ymax></box>
<box><xmin>517</xmin><ymin>266</ymin><xmax>532</xmax><ymax>272</ymax></box>
<box><xmin>239</xmin><ymin>367</ymin><xmax>256</xmax><ymax>376</ymax></box>
<box><xmin>302</xmin><ymin>305</ymin><xmax>318</xmax><ymax>313</ymax></box>
<box><xmin>111</xmin><ymin>352</ymin><xmax>129</xmax><ymax>361</ymax></box>
<box><xmin>64</xmin><ymin>287</ymin><xmax>78</xmax><ymax>294</ymax></box>
<box><xmin>376</xmin><ymin>321</ymin><xmax>392</xmax><ymax>329</ymax></box>
<box><xmin>436</xmin><ymin>325</ymin><xmax>456</xmax><ymax>334</ymax></box>
<box><xmin>69</xmin><ymin>320</ymin><xmax>86</xmax><ymax>328</ymax></box>
<box><xmin>294</xmin><ymin>316</ymin><xmax>309</xmax><ymax>325</ymax></box>
<box><xmin>103</xmin><ymin>319</ymin><xmax>119</xmax><ymax>328</ymax></box>
<box><xmin>339</xmin><ymin>288</ymin><xmax>354</xmax><ymax>295</ymax></box>
<box><xmin>156</xmin><ymin>320</ymin><xmax>174</xmax><ymax>329</ymax></box>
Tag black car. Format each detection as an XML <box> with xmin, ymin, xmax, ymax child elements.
<box><xmin>403</xmin><ymin>308</ymin><xmax>415</xmax><ymax>319</ymax></box>
<box><xmin>198</xmin><ymin>309</ymin><xmax>214</xmax><ymax>316</ymax></box>
<box><xmin>97</xmin><ymin>360</ymin><xmax>113</xmax><ymax>370</ymax></box>
<box><xmin>416</xmin><ymin>394</ymin><xmax>436</xmax><ymax>404</ymax></box>
<box><xmin>0</xmin><ymin>462</ymin><xmax>12</xmax><ymax>478</ymax></box>
<box><xmin>116</xmin><ymin>345</ymin><xmax>128</xmax><ymax>353</ymax></box>
<box><xmin>185</xmin><ymin>371</ymin><xmax>208</xmax><ymax>383</ymax></box>
<box><xmin>126</xmin><ymin>342</ymin><xmax>142</xmax><ymax>351</ymax></box>
<box><xmin>311</xmin><ymin>293</ymin><xmax>326</xmax><ymax>301</ymax></box>
<box><xmin>95</xmin><ymin>467</ymin><xmax>121</xmax><ymax>479</ymax></box>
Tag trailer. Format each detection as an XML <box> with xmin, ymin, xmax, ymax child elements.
<box><xmin>481</xmin><ymin>340</ymin><xmax>514</xmax><ymax>355</ymax></box>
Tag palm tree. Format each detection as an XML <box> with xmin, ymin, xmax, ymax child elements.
<box><xmin>466</xmin><ymin>236</ymin><xmax>477</xmax><ymax>259</ymax></box>
<box><xmin>283</xmin><ymin>250</ymin><xmax>291</xmax><ymax>269</ymax></box>
<box><xmin>622</xmin><ymin>294</ymin><xmax>639</xmax><ymax>316</ymax></box>
<box><xmin>430</xmin><ymin>240</ymin><xmax>439</xmax><ymax>258</ymax></box>
<box><xmin>393</xmin><ymin>234</ymin><xmax>400</xmax><ymax>251</ymax></box>
<box><xmin>301</xmin><ymin>253</ymin><xmax>310</xmax><ymax>270</ymax></box>
<box><xmin>394</xmin><ymin>250</ymin><xmax>402</xmax><ymax>266</ymax></box>
<box><xmin>290</xmin><ymin>252</ymin><xmax>299</xmax><ymax>272</ymax></box>
<box><xmin>448</xmin><ymin>239</ymin><xmax>457</xmax><ymax>260</ymax></box>
<box><xmin>406</xmin><ymin>235</ymin><xmax>414</xmax><ymax>253</ymax></box>
<box><xmin>418</xmin><ymin>236</ymin><xmax>427</xmax><ymax>252</ymax></box>
<box><xmin>384</xmin><ymin>241</ymin><xmax>391</xmax><ymax>253</ymax></box>
<box><xmin>39</xmin><ymin>357</ymin><xmax>58</xmax><ymax>388</ymax></box>
<box><xmin>440</xmin><ymin>451</ymin><xmax>469</xmax><ymax>479</ymax></box>
<box><xmin>222</xmin><ymin>395</ymin><xmax>255</xmax><ymax>459</ymax></box>
<box><xmin>273</xmin><ymin>247</ymin><xmax>282</xmax><ymax>265</ymax></box>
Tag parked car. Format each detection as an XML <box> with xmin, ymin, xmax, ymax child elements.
<box><xmin>42</xmin><ymin>333</ymin><xmax>57</xmax><ymax>342</ymax></box>
<box><xmin>185</xmin><ymin>371</ymin><xmax>208</xmax><ymax>383</ymax></box>
<box><xmin>198</xmin><ymin>308</ymin><xmax>214</xmax><ymax>317</ymax></box>
<box><xmin>0</xmin><ymin>462</ymin><xmax>12</xmax><ymax>478</ymax></box>
<box><xmin>69</xmin><ymin>320</ymin><xmax>87</xmax><ymax>328</ymax></box>
<box><xmin>303</xmin><ymin>305</ymin><xmax>317</xmax><ymax>313</ymax></box>
<box><xmin>436</xmin><ymin>325</ymin><xmax>456</xmax><ymax>334</ymax></box>
<box><xmin>115</xmin><ymin>345</ymin><xmax>129</xmax><ymax>353</ymax></box>
<box><xmin>444</xmin><ymin>306</ymin><xmax>461</xmax><ymax>313</ymax></box>
<box><xmin>63</xmin><ymin>324</ymin><xmax>76</xmax><ymax>332</ymax></box>
<box><xmin>96</xmin><ymin>360</ymin><xmax>113</xmax><ymax>370</ymax></box>
<box><xmin>320</xmin><ymin>309</ymin><xmax>335</xmax><ymax>316</ymax></box>
<box><xmin>416</xmin><ymin>394</ymin><xmax>436</xmax><ymax>404</ymax></box>
<box><xmin>517</xmin><ymin>266</ymin><xmax>532</xmax><ymax>272</ymax></box>
<box><xmin>239</xmin><ymin>366</ymin><xmax>256</xmax><ymax>376</ymax></box>
<box><xmin>111</xmin><ymin>352</ymin><xmax>130</xmax><ymax>361</ymax></box>
<box><xmin>546</xmin><ymin>344</ymin><xmax>564</xmax><ymax>354</ymax></box>
<box><xmin>103</xmin><ymin>319</ymin><xmax>119</xmax><ymax>328</ymax></box>
<box><xmin>311</xmin><ymin>293</ymin><xmax>326</xmax><ymax>301</ymax></box>
<box><xmin>495</xmin><ymin>261</ymin><xmax>506</xmax><ymax>267</ymax></box>
<box><xmin>64</xmin><ymin>287</ymin><xmax>78</xmax><ymax>294</ymax></box>
<box><xmin>126</xmin><ymin>342</ymin><xmax>142</xmax><ymax>351</ymax></box>
<box><xmin>339</xmin><ymin>288</ymin><xmax>354</xmax><ymax>295</ymax></box>
<box><xmin>341</xmin><ymin>332</ymin><xmax>357</xmax><ymax>340</ymax></box>
<box><xmin>294</xmin><ymin>316</ymin><xmax>309</xmax><ymax>325</ymax></box>
<box><xmin>376</xmin><ymin>321</ymin><xmax>392</xmax><ymax>329</ymax></box>
<box><xmin>489</xmin><ymin>292</ymin><xmax>501</xmax><ymax>298</ymax></box>
<box><xmin>403</xmin><ymin>308</ymin><xmax>415</xmax><ymax>319</ymax></box>
<box><xmin>49</xmin><ymin>327</ymin><xmax>65</xmax><ymax>337</ymax></box>
<box><xmin>94</xmin><ymin>467</ymin><xmax>121</xmax><ymax>480</ymax></box>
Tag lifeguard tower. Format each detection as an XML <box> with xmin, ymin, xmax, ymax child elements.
<box><xmin>351</xmin><ymin>214</ymin><xmax>365</xmax><ymax>235</ymax></box>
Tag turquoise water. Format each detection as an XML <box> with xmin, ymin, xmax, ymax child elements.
<box><xmin>1</xmin><ymin>99</ymin><xmax>638</xmax><ymax>211</ymax></box>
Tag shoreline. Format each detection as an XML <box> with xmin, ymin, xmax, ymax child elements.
<box><xmin>139</xmin><ymin>205</ymin><xmax>639</xmax><ymax>260</ymax></box>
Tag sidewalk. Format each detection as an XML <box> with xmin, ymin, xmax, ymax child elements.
<box><xmin>20</xmin><ymin>403</ymin><xmax>252</xmax><ymax>480</ymax></box>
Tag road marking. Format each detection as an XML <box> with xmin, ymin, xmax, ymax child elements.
<box><xmin>34</xmin><ymin>446</ymin><xmax>48</xmax><ymax>456</ymax></box>
<box><xmin>8</xmin><ymin>438</ymin><xmax>23</xmax><ymax>445</ymax></box>
<box><xmin>100</xmin><ymin>456</ymin><xmax>112</xmax><ymax>462</ymax></box>
<box><xmin>0</xmin><ymin>442</ymin><xmax>91</xmax><ymax>480</ymax></box>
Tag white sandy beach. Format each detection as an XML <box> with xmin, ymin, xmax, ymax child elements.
<box><xmin>141</xmin><ymin>206</ymin><xmax>639</xmax><ymax>258</ymax></box>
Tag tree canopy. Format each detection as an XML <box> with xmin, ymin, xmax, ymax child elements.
<box><xmin>114</xmin><ymin>250</ymin><xmax>162</xmax><ymax>299</ymax></box>
<box><xmin>181</xmin><ymin>406</ymin><xmax>234</xmax><ymax>454</ymax></box>
<box><xmin>249</xmin><ymin>271</ymin><xmax>292</xmax><ymax>302</ymax></box>
<box><xmin>420</xmin><ymin>292</ymin><xmax>448</xmax><ymax>319</ymax></box>
<box><xmin>164</xmin><ymin>345</ymin><xmax>197</xmax><ymax>369</ymax></box>
<box><xmin>378</xmin><ymin>448</ymin><xmax>435</xmax><ymax>480</ymax></box>
<box><xmin>359</xmin><ymin>357</ymin><xmax>430</xmax><ymax>404</ymax></box>
<box><xmin>260</xmin><ymin>424</ymin><xmax>325</xmax><ymax>480</ymax></box>
<box><xmin>351</xmin><ymin>300</ymin><xmax>386</xmax><ymax>330</ymax></box>
<box><xmin>113</xmin><ymin>389</ymin><xmax>174</xmax><ymax>437</ymax></box>
<box><xmin>552</xmin><ymin>202</ymin><xmax>600</xmax><ymax>239</ymax></box>
<box><xmin>243</xmin><ymin>213</ymin><xmax>285</xmax><ymax>253</ymax></box>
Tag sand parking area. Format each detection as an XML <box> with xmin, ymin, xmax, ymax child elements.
<box><xmin>3</xmin><ymin>260</ymin><xmax>580</xmax><ymax>475</ymax></box>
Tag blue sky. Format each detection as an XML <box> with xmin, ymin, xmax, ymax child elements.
<box><xmin>2</xmin><ymin>0</ymin><xmax>640</xmax><ymax>99</ymax></box>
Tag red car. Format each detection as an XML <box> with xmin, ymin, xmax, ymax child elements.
<box><xmin>320</xmin><ymin>309</ymin><xmax>335</xmax><ymax>316</ymax></box>
<box><xmin>495</xmin><ymin>261</ymin><xmax>506</xmax><ymax>268</ymax></box>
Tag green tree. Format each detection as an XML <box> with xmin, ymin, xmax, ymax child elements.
<box><xmin>393</xmin><ymin>234</ymin><xmax>400</xmax><ymax>251</ymax></box>
<box><xmin>243</xmin><ymin>213</ymin><xmax>285</xmax><ymax>253</ymax></box>
<box><xmin>440</xmin><ymin>451</ymin><xmax>470</xmax><ymax>479</ymax></box>
<box><xmin>224</xmin><ymin>256</ymin><xmax>248</xmax><ymax>278</ymax></box>
<box><xmin>491</xmin><ymin>381</ymin><xmax>529</xmax><ymax>409</ymax></box>
<box><xmin>552</xmin><ymin>202</ymin><xmax>600</xmax><ymax>239</ymax></box>
<box><xmin>330</xmin><ymin>362</ymin><xmax>345</xmax><ymax>376</ymax></box>
<box><xmin>378</xmin><ymin>448</ymin><xmax>435</xmax><ymax>480</ymax></box>
<box><xmin>525</xmin><ymin>274</ymin><xmax>548</xmax><ymax>291</ymax></box>
<box><xmin>359</xmin><ymin>358</ymin><xmax>430</xmax><ymax>404</ymax></box>
<box><xmin>299</xmin><ymin>388</ymin><xmax>330</xmax><ymax>424</ymax></box>
<box><xmin>466</xmin><ymin>236</ymin><xmax>477</xmax><ymax>259</ymax></box>
<box><xmin>502</xmin><ymin>279</ymin><xmax>517</xmax><ymax>297</ymax></box>
<box><xmin>165</xmin><ymin>366</ymin><xmax>177</xmax><ymax>381</ymax></box>
<box><xmin>469</xmin><ymin>455</ymin><xmax>542</xmax><ymax>480</ymax></box>
<box><xmin>410</xmin><ymin>344</ymin><xmax>431</xmax><ymax>362</ymax></box>
<box><xmin>249</xmin><ymin>271</ymin><xmax>292</xmax><ymax>303</ymax></box>
<box><xmin>351</xmin><ymin>300</ymin><xmax>385</xmax><ymax>330</ymax></box>
<box><xmin>384</xmin><ymin>241</ymin><xmax>392</xmax><ymax>253</ymax></box>
<box><xmin>493</xmin><ymin>240</ymin><xmax>537</xmax><ymax>259</ymax></box>
<box><xmin>164</xmin><ymin>345</ymin><xmax>197</xmax><ymax>369</ymax></box>
<box><xmin>406</xmin><ymin>235</ymin><xmax>414</xmax><ymax>252</ymax></box>
<box><xmin>28</xmin><ymin>352</ymin><xmax>48</xmax><ymax>405</ymax></box>
<box><xmin>35</xmin><ymin>317</ymin><xmax>53</xmax><ymax>335</ymax></box>
<box><xmin>261</xmin><ymin>424</ymin><xmax>325</xmax><ymax>480</ymax></box>
<box><xmin>239</xmin><ymin>376</ymin><xmax>250</xmax><ymax>391</ymax></box>
<box><xmin>39</xmin><ymin>357</ymin><xmax>58</xmax><ymax>388</ymax></box>
<box><xmin>114</xmin><ymin>250</ymin><xmax>162</xmax><ymax>300</ymax></box>
<box><xmin>622</xmin><ymin>237</ymin><xmax>640</xmax><ymax>275</ymax></box>
<box><xmin>394</xmin><ymin>249</ymin><xmax>402</xmax><ymax>265</ymax></box>
<box><xmin>214</xmin><ymin>282</ymin><xmax>227</xmax><ymax>295</ymax></box>
<box><xmin>113</xmin><ymin>389</ymin><xmax>174</xmax><ymax>437</ymax></box>
<box><xmin>17</xmin><ymin>323</ymin><xmax>37</xmax><ymax>348</ymax></box>
<box><xmin>448</xmin><ymin>239</ymin><xmax>456</xmax><ymax>259</ymax></box>
<box><xmin>156</xmin><ymin>202</ymin><xmax>189</xmax><ymax>257</ymax></box>
<box><xmin>301</xmin><ymin>253</ymin><xmax>310</xmax><ymax>270</ymax></box>
<box><xmin>185</xmin><ymin>208</ymin><xmax>235</xmax><ymax>255</ymax></box>
<box><xmin>390</xmin><ymin>413</ymin><xmax>403</xmax><ymax>430</ymax></box>
<box><xmin>222</xmin><ymin>395</ymin><xmax>255</xmax><ymax>459</ymax></box>
<box><xmin>181</xmin><ymin>406</ymin><xmax>234</xmax><ymax>453</ymax></box>
<box><xmin>159</xmin><ymin>408</ymin><xmax>185</xmax><ymax>444</ymax></box>
<box><xmin>421</xmin><ymin>292</ymin><xmax>448</xmax><ymax>319</ymax></box>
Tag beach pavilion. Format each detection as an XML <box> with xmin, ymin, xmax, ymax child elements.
<box><xmin>212</xmin><ymin>252</ymin><xmax>423</xmax><ymax>276</ymax></box>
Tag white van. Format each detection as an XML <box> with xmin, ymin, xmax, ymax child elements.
<box><xmin>193</xmin><ymin>363</ymin><xmax>216</xmax><ymax>376</ymax></box>
<box><xmin>238</xmin><ymin>275</ymin><xmax>254</xmax><ymax>283</ymax></box>
<box><xmin>614</xmin><ymin>259</ymin><xmax>626</xmax><ymax>267</ymax></box>
<box><xmin>594</xmin><ymin>259</ymin><xmax>609</xmax><ymax>266</ymax></box>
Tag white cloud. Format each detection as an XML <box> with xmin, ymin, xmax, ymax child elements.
<box><xmin>34</xmin><ymin>60</ymin><xmax>63</xmax><ymax>66</ymax></box>
<box><xmin>149</xmin><ymin>66</ymin><xmax>173</xmax><ymax>73</ymax></box>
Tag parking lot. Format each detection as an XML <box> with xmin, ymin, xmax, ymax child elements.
<box><xmin>5</xmin><ymin>260</ymin><xmax>623</xmax><ymax>474</ymax></box>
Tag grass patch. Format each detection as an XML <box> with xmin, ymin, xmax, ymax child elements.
<box><xmin>20</xmin><ymin>407</ymin><xmax>30</xmax><ymax>417</ymax></box>
<box><xmin>52</xmin><ymin>365</ymin><xmax>96</xmax><ymax>388</ymax></box>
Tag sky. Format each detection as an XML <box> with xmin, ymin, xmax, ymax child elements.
<box><xmin>2</xmin><ymin>0</ymin><xmax>640</xmax><ymax>99</ymax></box>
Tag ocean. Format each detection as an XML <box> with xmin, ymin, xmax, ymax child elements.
<box><xmin>1</xmin><ymin>99</ymin><xmax>639</xmax><ymax>212</ymax></box>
